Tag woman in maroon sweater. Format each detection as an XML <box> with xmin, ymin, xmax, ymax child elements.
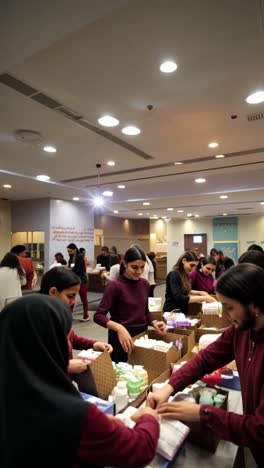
<box><xmin>40</xmin><ymin>267</ymin><xmax>112</xmax><ymax>374</ymax></box>
<box><xmin>94</xmin><ymin>246</ymin><xmax>166</xmax><ymax>362</ymax></box>
<box><xmin>147</xmin><ymin>264</ymin><xmax>264</xmax><ymax>467</ymax></box>
<box><xmin>189</xmin><ymin>255</ymin><xmax>216</xmax><ymax>295</ymax></box>
<box><xmin>0</xmin><ymin>295</ymin><xmax>160</xmax><ymax>468</ymax></box>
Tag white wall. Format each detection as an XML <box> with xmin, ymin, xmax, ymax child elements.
<box><xmin>0</xmin><ymin>200</ymin><xmax>11</xmax><ymax>259</ymax></box>
<box><xmin>238</xmin><ymin>216</ymin><xmax>264</xmax><ymax>254</ymax></box>
<box><xmin>167</xmin><ymin>218</ymin><xmax>213</xmax><ymax>271</ymax></box>
<box><xmin>150</xmin><ymin>219</ymin><xmax>168</xmax><ymax>253</ymax></box>
<box><xmin>49</xmin><ymin>200</ymin><xmax>94</xmax><ymax>266</ymax></box>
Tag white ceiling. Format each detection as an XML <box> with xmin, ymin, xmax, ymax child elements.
<box><xmin>1</xmin><ymin>0</ymin><xmax>264</xmax><ymax>219</ymax></box>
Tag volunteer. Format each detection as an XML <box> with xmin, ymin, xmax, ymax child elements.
<box><xmin>189</xmin><ymin>255</ymin><xmax>216</xmax><ymax>294</ymax></box>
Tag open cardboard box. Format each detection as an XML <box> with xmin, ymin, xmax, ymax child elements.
<box><xmin>74</xmin><ymin>351</ymin><xmax>116</xmax><ymax>400</ymax></box>
<box><xmin>150</xmin><ymin>368</ymin><xmax>229</xmax><ymax>453</ymax></box>
<box><xmin>128</xmin><ymin>330</ymin><xmax>186</xmax><ymax>383</ymax></box>
<box><xmin>168</xmin><ymin>328</ymin><xmax>195</xmax><ymax>355</ymax></box>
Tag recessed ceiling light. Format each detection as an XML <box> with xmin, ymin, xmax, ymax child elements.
<box><xmin>195</xmin><ymin>178</ymin><xmax>206</xmax><ymax>183</ymax></box>
<box><xmin>72</xmin><ymin>197</ymin><xmax>79</xmax><ymax>201</ymax></box>
<box><xmin>195</xmin><ymin>214</ymin><xmax>199</xmax><ymax>218</ymax></box>
<box><xmin>122</xmin><ymin>126</ymin><xmax>141</xmax><ymax>136</ymax></box>
<box><xmin>167</xmin><ymin>208</ymin><xmax>174</xmax><ymax>211</ymax></box>
<box><xmin>146</xmin><ymin>212</ymin><xmax>150</xmax><ymax>215</ymax></box>
<box><xmin>93</xmin><ymin>196</ymin><xmax>104</xmax><ymax>207</ymax></box>
<box><xmin>43</xmin><ymin>145</ymin><xmax>57</xmax><ymax>153</ymax></box>
<box><xmin>187</xmin><ymin>213</ymin><xmax>192</xmax><ymax>217</ymax></box>
<box><xmin>161</xmin><ymin>216</ymin><xmax>168</xmax><ymax>219</ymax></box>
<box><xmin>143</xmin><ymin>202</ymin><xmax>150</xmax><ymax>206</ymax></box>
<box><xmin>219</xmin><ymin>195</ymin><xmax>228</xmax><ymax>199</ymax></box>
<box><xmin>117</xmin><ymin>185</ymin><xmax>126</xmax><ymax>189</ymax></box>
<box><xmin>174</xmin><ymin>161</ymin><xmax>183</xmax><ymax>165</ymax></box>
<box><xmin>259</xmin><ymin>202</ymin><xmax>264</xmax><ymax>205</ymax></box>
<box><xmin>3</xmin><ymin>184</ymin><xmax>12</xmax><ymax>188</ymax></box>
<box><xmin>107</xmin><ymin>161</ymin><xmax>115</xmax><ymax>166</ymax></box>
<box><xmin>113</xmin><ymin>210</ymin><xmax>119</xmax><ymax>214</ymax></box>
<box><xmin>138</xmin><ymin>213</ymin><xmax>143</xmax><ymax>216</ymax></box>
<box><xmin>246</xmin><ymin>91</ymin><xmax>264</xmax><ymax>104</ymax></box>
<box><xmin>222</xmin><ymin>213</ymin><xmax>228</xmax><ymax>216</ymax></box>
<box><xmin>103</xmin><ymin>191</ymin><xmax>113</xmax><ymax>197</ymax></box>
<box><xmin>36</xmin><ymin>175</ymin><xmax>50</xmax><ymax>182</ymax></box>
<box><xmin>160</xmin><ymin>60</ymin><xmax>178</xmax><ymax>73</ymax></box>
<box><xmin>177</xmin><ymin>209</ymin><xmax>184</xmax><ymax>213</ymax></box>
<box><xmin>208</xmin><ymin>142</ymin><xmax>219</xmax><ymax>148</ymax></box>
<box><xmin>215</xmin><ymin>154</ymin><xmax>225</xmax><ymax>159</ymax></box>
<box><xmin>98</xmin><ymin>115</ymin><xmax>119</xmax><ymax>127</ymax></box>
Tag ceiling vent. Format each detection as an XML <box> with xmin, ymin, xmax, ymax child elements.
<box><xmin>56</xmin><ymin>106</ymin><xmax>82</xmax><ymax>120</ymax></box>
<box><xmin>247</xmin><ymin>112</ymin><xmax>264</xmax><ymax>122</ymax></box>
<box><xmin>236</xmin><ymin>207</ymin><xmax>253</xmax><ymax>210</ymax></box>
<box><xmin>14</xmin><ymin>129</ymin><xmax>43</xmax><ymax>145</ymax></box>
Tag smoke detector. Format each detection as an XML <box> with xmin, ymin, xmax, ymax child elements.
<box><xmin>14</xmin><ymin>129</ymin><xmax>43</xmax><ymax>145</ymax></box>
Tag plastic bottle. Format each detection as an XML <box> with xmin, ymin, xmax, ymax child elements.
<box><xmin>112</xmin><ymin>381</ymin><xmax>129</xmax><ymax>413</ymax></box>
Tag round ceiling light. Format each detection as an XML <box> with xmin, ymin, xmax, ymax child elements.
<box><xmin>98</xmin><ymin>115</ymin><xmax>119</xmax><ymax>127</ymax></box>
<box><xmin>43</xmin><ymin>145</ymin><xmax>56</xmax><ymax>153</ymax></box>
<box><xmin>72</xmin><ymin>197</ymin><xmax>79</xmax><ymax>201</ymax></box>
<box><xmin>219</xmin><ymin>195</ymin><xmax>228</xmax><ymax>199</ymax></box>
<box><xmin>215</xmin><ymin>154</ymin><xmax>225</xmax><ymax>159</ymax></box>
<box><xmin>122</xmin><ymin>126</ymin><xmax>141</xmax><ymax>136</ymax></box>
<box><xmin>117</xmin><ymin>185</ymin><xmax>126</xmax><ymax>189</ymax></box>
<box><xmin>174</xmin><ymin>161</ymin><xmax>183</xmax><ymax>165</ymax></box>
<box><xmin>208</xmin><ymin>142</ymin><xmax>219</xmax><ymax>148</ymax></box>
<box><xmin>36</xmin><ymin>175</ymin><xmax>50</xmax><ymax>182</ymax></box>
<box><xmin>103</xmin><ymin>191</ymin><xmax>113</xmax><ymax>197</ymax></box>
<box><xmin>114</xmin><ymin>210</ymin><xmax>119</xmax><ymax>214</ymax></box>
<box><xmin>3</xmin><ymin>184</ymin><xmax>12</xmax><ymax>188</ymax></box>
<box><xmin>107</xmin><ymin>161</ymin><xmax>115</xmax><ymax>166</ymax></box>
<box><xmin>246</xmin><ymin>91</ymin><xmax>264</xmax><ymax>104</ymax></box>
<box><xmin>143</xmin><ymin>202</ymin><xmax>150</xmax><ymax>206</ymax></box>
<box><xmin>167</xmin><ymin>208</ymin><xmax>174</xmax><ymax>211</ymax></box>
<box><xmin>160</xmin><ymin>61</ymin><xmax>178</xmax><ymax>73</ymax></box>
<box><xmin>195</xmin><ymin>178</ymin><xmax>206</xmax><ymax>183</ymax></box>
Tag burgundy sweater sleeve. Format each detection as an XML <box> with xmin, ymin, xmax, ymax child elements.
<box><xmin>200</xmin><ymin>393</ymin><xmax>264</xmax><ymax>448</ymax></box>
<box><xmin>169</xmin><ymin>325</ymin><xmax>235</xmax><ymax>390</ymax></box>
<box><xmin>189</xmin><ymin>269</ymin><xmax>197</xmax><ymax>289</ymax></box>
<box><xmin>93</xmin><ymin>281</ymin><xmax>118</xmax><ymax>327</ymax></box>
<box><xmin>71</xmin><ymin>331</ymin><xmax>96</xmax><ymax>350</ymax></box>
<box><xmin>76</xmin><ymin>404</ymin><xmax>159</xmax><ymax>467</ymax></box>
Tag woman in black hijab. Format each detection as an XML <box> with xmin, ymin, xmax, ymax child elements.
<box><xmin>0</xmin><ymin>295</ymin><xmax>159</xmax><ymax>468</ymax></box>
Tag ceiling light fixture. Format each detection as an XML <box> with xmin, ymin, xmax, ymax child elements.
<box><xmin>43</xmin><ymin>145</ymin><xmax>57</xmax><ymax>153</ymax></box>
<box><xmin>107</xmin><ymin>161</ymin><xmax>115</xmax><ymax>166</ymax></box>
<box><xmin>246</xmin><ymin>91</ymin><xmax>264</xmax><ymax>104</ymax></box>
<box><xmin>98</xmin><ymin>115</ymin><xmax>119</xmax><ymax>127</ymax></box>
<box><xmin>195</xmin><ymin>178</ymin><xmax>206</xmax><ymax>183</ymax></box>
<box><xmin>160</xmin><ymin>60</ymin><xmax>178</xmax><ymax>73</ymax></box>
<box><xmin>138</xmin><ymin>213</ymin><xmax>143</xmax><ymax>216</ymax></box>
<box><xmin>143</xmin><ymin>202</ymin><xmax>150</xmax><ymax>206</ymax></box>
<box><xmin>92</xmin><ymin>164</ymin><xmax>104</xmax><ymax>208</ymax></box>
<box><xmin>222</xmin><ymin>213</ymin><xmax>228</xmax><ymax>216</ymax></box>
<box><xmin>215</xmin><ymin>154</ymin><xmax>225</xmax><ymax>159</ymax></box>
<box><xmin>259</xmin><ymin>202</ymin><xmax>264</xmax><ymax>205</ymax></box>
<box><xmin>195</xmin><ymin>214</ymin><xmax>199</xmax><ymax>218</ymax></box>
<box><xmin>162</xmin><ymin>216</ymin><xmax>167</xmax><ymax>219</ymax></box>
<box><xmin>208</xmin><ymin>142</ymin><xmax>219</xmax><ymax>148</ymax></box>
<box><xmin>122</xmin><ymin>126</ymin><xmax>141</xmax><ymax>136</ymax></box>
<box><xmin>36</xmin><ymin>175</ymin><xmax>50</xmax><ymax>182</ymax></box>
<box><xmin>103</xmin><ymin>191</ymin><xmax>113</xmax><ymax>197</ymax></box>
<box><xmin>177</xmin><ymin>209</ymin><xmax>184</xmax><ymax>213</ymax></box>
<box><xmin>174</xmin><ymin>161</ymin><xmax>183</xmax><ymax>165</ymax></box>
<box><xmin>114</xmin><ymin>210</ymin><xmax>119</xmax><ymax>214</ymax></box>
<box><xmin>72</xmin><ymin>197</ymin><xmax>79</xmax><ymax>201</ymax></box>
<box><xmin>187</xmin><ymin>213</ymin><xmax>192</xmax><ymax>217</ymax></box>
<box><xmin>167</xmin><ymin>208</ymin><xmax>174</xmax><ymax>211</ymax></box>
<box><xmin>117</xmin><ymin>185</ymin><xmax>126</xmax><ymax>189</ymax></box>
<box><xmin>3</xmin><ymin>184</ymin><xmax>12</xmax><ymax>188</ymax></box>
<box><xmin>219</xmin><ymin>195</ymin><xmax>228</xmax><ymax>199</ymax></box>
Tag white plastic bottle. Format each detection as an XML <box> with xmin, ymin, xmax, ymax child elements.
<box><xmin>113</xmin><ymin>381</ymin><xmax>129</xmax><ymax>413</ymax></box>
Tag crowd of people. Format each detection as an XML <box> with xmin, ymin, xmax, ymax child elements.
<box><xmin>0</xmin><ymin>241</ymin><xmax>264</xmax><ymax>466</ymax></box>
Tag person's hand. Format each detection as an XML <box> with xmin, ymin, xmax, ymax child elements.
<box><xmin>131</xmin><ymin>407</ymin><xmax>159</xmax><ymax>423</ymax></box>
<box><xmin>200</xmin><ymin>291</ymin><xmax>210</xmax><ymax>296</ymax></box>
<box><xmin>146</xmin><ymin>383</ymin><xmax>174</xmax><ymax>409</ymax></box>
<box><xmin>152</xmin><ymin>320</ymin><xmax>167</xmax><ymax>335</ymax></box>
<box><xmin>68</xmin><ymin>359</ymin><xmax>87</xmax><ymax>374</ymax></box>
<box><xmin>204</xmin><ymin>295</ymin><xmax>217</xmax><ymax>303</ymax></box>
<box><xmin>93</xmin><ymin>342</ymin><xmax>113</xmax><ymax>354</ymax></box>
<box><xmin>117</xmin><ymin>325</ymin><xmax>134</xmax><ymax>353</ymax></box>
<box><xmin>158</xmin><ymin>401</ymin><xmax>201</xmax><ymax>422</ymax></box>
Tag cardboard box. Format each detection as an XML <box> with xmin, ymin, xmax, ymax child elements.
<box><xmin>201</xmin><ymin>313</ymin><xmax>232</xmax><ymax>328</ymax></box>
<box><xmin>186</xmin><ymin>302</ymin><xmax>202</xmax><ymax>316</ymax></box>
<box><xmin>128</xmin><ymin>330</ymin><xmax>185</xmax><ymax>383</ymax></box>
<box><xmin>74</xmin><ymin>351</ymin><xmax>116</xmax><ymax>400</ymax></box>
<box><xmin>169</xmin><ymin>328</ymin><xmax>195</xmax><ymax>355</ymax></box>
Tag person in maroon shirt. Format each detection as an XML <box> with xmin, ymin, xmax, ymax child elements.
<box><xmin>189</xmin><ymin>255</ymin><xmax>216</xmax><ymax>295</ymax></box>
<box><xmin>40</xmin><ymin>267</ymin><xmax>112</xmax><ymax>374</ymax></box>
<box><xmin>94</xmin><ymin>246</ymin><xmax>166</xmax><ymax>362</ymax></box>
<box><xmin>147</xmin><ymin>263</ymin><xmax>264</xmax><ymax>467</ymax></box>
<box><xmin>0</xmin><ymin>295</ymin><xmax>160</xmax><ymax>468</ymax></box>
<box><xmin>10</xmin><ymin>244</ymin><xmax>34</xmax><ymax>289</ymax></box>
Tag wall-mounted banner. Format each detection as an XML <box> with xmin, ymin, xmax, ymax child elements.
<box><xmin>213</xmin><ymin>241</ymin><xmax>239</xmax><ymax>263</ymax></box>
<box><xmin>213</xmin><ymin>217</ymin><xmax>238</xmax><ymax>242</ymax></box>
<box><xmin>51</xmin><ymin>225</ymin><xmax>94</xmax><ymax>243</ymax></box>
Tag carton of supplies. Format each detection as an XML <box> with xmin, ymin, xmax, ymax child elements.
<box><xmin>148</xmin><ymin>297</ymin><xmax>162</xmax><ymax>312</ymax></box>
<box><xmin>167</xmin><ymin>328</ymin><xmax>195</xmax><ymax>355</ymax></box>
<box><xmin>79</xmin><ymin>392</ymin><xmax>114</xmax><ymax>415</ymax></box>
<box><xmin>128</xmin><ymin>330</ymin><xmax>186</xmax><ymax>383</ymax></box>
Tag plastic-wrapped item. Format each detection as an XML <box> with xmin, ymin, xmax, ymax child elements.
<box><xmin>202</xmin><ymin>301</ymin><xmax>222</xmax><ymax>316</ymax></box>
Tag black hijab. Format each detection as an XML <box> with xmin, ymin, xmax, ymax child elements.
<box><xmin>0</xmin><ymin>295</ymin><xmax>89</xmax><ymax>468</ymax></box>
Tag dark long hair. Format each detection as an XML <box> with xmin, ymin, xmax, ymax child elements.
<box><xmin>40</xmin><ymin>267</ymin><xmax>80</xmax><ymax>294</ymax></box>
<box><xmin>238</xmin><ymin>250</ymin><xmax>264</xmax><ymax>270</ymax></box>
<box><xmin>119</xmin><ymin>246</ymin><xmax>147</xmax><ymax>275</ymax></box>
<box><xmin>216</xmin><ymin>263</ymin><xmax>264</xmax><ymax>313</ymax></box>
<box><xmin>247</xmin><ymin>244</ymin><xmax>264</xmax><ymax>253</ymax></box>
<box><xmin>0</xmin><ymin>252</ymin><xmax>25</xmax><ymax>279</ymax></box>
<box><xmin>172</xmin><ymin>250</ymin><xmax>198</xmax><ymax>293</ymax></box>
